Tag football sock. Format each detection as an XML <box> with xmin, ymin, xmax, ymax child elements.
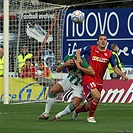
<box><xmin>49</xmin><ymin>93</ymin><xmax>56</xmax><ymax>98</ymax></box>
<box><xmin>75</xmin><ymin>103</ymin><xmax>88</xmax><ymax>114</ymax></box>
<box><xmin>56</xmin><ymin>103</ymin><xmax>74</xmax><ymax>118</ymax></box>
<box><xmin>89</xmin><ymin>99</ymin><xmax>98</xmax><ymax>117</ymax></box>
<box><xmin>44</xmin><ymin>93</ymin><xmax>56</xmax><ymax>115</ymax></box>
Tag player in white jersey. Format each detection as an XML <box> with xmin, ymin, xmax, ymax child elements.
<box><xmin>38</xmin><ymin>54</ymin><xmax>95</xmax><ymax>121</ymax></box>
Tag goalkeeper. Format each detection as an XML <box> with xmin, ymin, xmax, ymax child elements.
<box><xmin>38</xmin><ymin>54</ymin><xmax>95</xmax><ymax>121</ymax></box>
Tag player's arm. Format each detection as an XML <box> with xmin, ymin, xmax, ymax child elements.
<box><xmin>56</xmin><ymin>59</ymin><xmax>73</xmax><ymax>72</ymax></box>
<box><xmin>110</xmin><ymin>54</ymin><xmax>129</xmax><ymax>81</ymax></box>
<box><xmin>56</xmin><ymin>63</ymin><xmax>66</xmax><ymax>72</ymax></box>
<box><xmin>113</xmin><ymin>66</ymin><xmax>128</xmax><ymax>81</ymax></box>
<box><xmin>75</xmin><ymin>59</ymin><xmax>95</xmax><ymax>76</ymax></box>
<box><xmin>76</xmin><ymin>45</ymin><xmax>91</xmax><ymax>63</ymax></box>
<box><xmin>76</xmin><ymin>49</ymin><xmax>82</xmax><ymax>64</ymax></box>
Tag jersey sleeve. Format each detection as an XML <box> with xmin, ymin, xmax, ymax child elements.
<box><xmin>64</xmin><ymin>54</ymin><xmax>75</xmax><ymax>62</ymax></box>
<box><xmin>80</xmin><ymin>45</ymin><xmax>92</xmax><ymax>55</ymax></box>
<box><xmin>81</xmin><ymin>57</ymin><xmax>90</xmax><ymax>68</ymax></box>
<box><xmin>109</xmin><ymin>54</ymin><xmax>117</xmax><ymax>67</ymax></box>
<box><xmin>64</xmin><ymin>55</ymin><xmax>69</xmax><ymax>62</ymax></box>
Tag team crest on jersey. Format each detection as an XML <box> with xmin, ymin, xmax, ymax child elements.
<box><xmin>92</xmin><ymin>56</ymin><xmax>108</xmax><ymax>63</ymax></box>
<box><xmin>104</xmin><ymin>53</ymin><xmax>108</xmax><ymax>56</ymax></box>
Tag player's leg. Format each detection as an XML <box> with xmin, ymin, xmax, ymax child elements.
<box><xmin>72</xmin><ymin>85</ymin><xmax>92</xmax><ymax>120</ymax></box>
<box><xmin>72</xmin><ymin>100</ymin><xmax>91</xmax><ymax>120</ymax></box>
<box><xmin>38</xmin><ymin>82</ymin><xmax>64</xmax><ymax>120</ymax></box>
<box><xmin>87</xmin><ymin>88</ymin><xmax>100</xmax><ymax>123</ymax></box>
<box><xmin>82</xmin><ymin>76</ymin><xmax>101</xmax><ymax>123</ymax></box>
<box><xmin>52</xmin><ymin>84</ymin><xmax>83</xmax><ymax>121</ymax></box>
<box><xmin>39</xmin><ymin>78</ymin><xmax>72</xmax><ymax>120</ymax></box>
<box><xmin>52</xmin><ymin>97</ymin><xmax>82</xmax><ymax>121</ymax></box>
<box><xmin>73</xmin><ymin>85</ymin><xmax>101</xmax><ymax>123</ymax></box>
<box><xmin>72</xmin><ymin>76</ymin><xmax>100</xmax><ymax>123</ymax></box>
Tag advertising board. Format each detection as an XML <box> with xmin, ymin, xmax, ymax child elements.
<box><xmin>63</xmin><ymin>8</ymin><xmax>133</xmax><ymax>66</ymax></box>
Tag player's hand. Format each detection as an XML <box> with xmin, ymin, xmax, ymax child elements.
<box><xmin>75</xmin><ymin>60</ymin><xmax>81</xmax><ymax>69</ymax></box>
<box><xmin>123</xmin><ymin>75</ymin><xmax>129</xmax><ymax>81</ymax></box>
<box><xmin>65</xmin><ymin>59</ymin><xmax>75</xmax><ymax>66</ymax></box>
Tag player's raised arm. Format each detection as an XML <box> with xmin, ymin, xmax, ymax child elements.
<box><xmin>56</xmin><ymin>63</ymin><xmax>66</xmax><ymax>72</ymax></box>
<box><xmin>56</xmin><ymin>59</ymin><xmax>74</xmax><ymax>72</ymax></box>
<box><xmin>75</xmin><ymin>59</ymin><xmax>95</xmax><ymax>76</ymax></box>
<box><xmin>113</xmin><ymin>66</ymin><xmax>129</xmax><ymax>81</ymax></box>
<box><xmin>76</xmin><ymin>49</ymin><xmax>82</xmax><ymax>64</ymax></box>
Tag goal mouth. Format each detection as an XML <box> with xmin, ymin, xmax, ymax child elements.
<box><xmin>0</xmin><ymin>0</ymin><xmax>69</xmax><ymax>104</ymax></box>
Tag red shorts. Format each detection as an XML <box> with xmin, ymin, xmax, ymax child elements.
<box><xmin>82</xmin><ymin>75</ymin><xmax>103</xmax><ymax>100</ymax></box>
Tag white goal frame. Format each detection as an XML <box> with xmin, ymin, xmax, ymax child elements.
<box><xmin>1</xmin><ymin>0</ymin><xmax>69</xmax><ymax>104</ymax></box>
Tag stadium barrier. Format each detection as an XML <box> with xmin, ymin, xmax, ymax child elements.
<box><xmin>0</xmin><ymin>77</ymin><xmax>132</xmax><ymax>103</ymax></box>
<box><xmin>101</xmin><ymin>80</ymin><xmax>132</xmax><ymax>103</ymax></box>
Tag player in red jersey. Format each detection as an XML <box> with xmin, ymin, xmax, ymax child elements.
<box><xmin>72</xmin><ymin>34</ymin><xmax>129</xmax><ymax>123</ymax></box>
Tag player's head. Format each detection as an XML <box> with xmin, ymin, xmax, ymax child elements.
<box><xmin>67</xmin><ymin>58</ymin><xmax>76</xmax><ymax>70</ymax></box>
<box><xmin>64</xmin><ymin>54</ymin><xmax>77</xmax><ymax>70</ymax></box>
<box><xmin>111</xmin><ymin>43</ymin><xmax>119</xmax><ymax>52</ymax></box>
<box><xmin>97</xmin><ymin>34</ymin><xmax>108</xmax><ymax>50</ymax></box>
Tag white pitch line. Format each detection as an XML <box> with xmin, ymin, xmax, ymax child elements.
<box><xmin>0</xmin><ymin>111</ymin><xmax>36</xmax><ymax>115</ymax></box>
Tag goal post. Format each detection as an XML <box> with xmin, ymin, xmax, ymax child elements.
<box><xmin>3</xmin><ymin>0</ymin><xmax>9</xmax><ymax>104</ymax></box>
<box><xmin>0</xmin><ymin>0</ymin><xmax>69</xmax><ymax>104</ymax></box>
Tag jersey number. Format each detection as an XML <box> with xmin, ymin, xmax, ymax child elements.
<box><xmin>90</xmin><ymin>82</ymin><xmax>96</xmax><ymax>88</ymax></box>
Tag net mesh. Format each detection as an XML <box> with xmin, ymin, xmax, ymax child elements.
<box><xmin>0</xmin><ymin>0</ymin><xmax>69</xmax><ymax>103</ymax></box>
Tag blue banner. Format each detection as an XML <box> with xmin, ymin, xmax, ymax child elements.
<box><xmin>63</xmin><ymin>8</ymin><xmax>133</xmax><ymax>66</ymax></box>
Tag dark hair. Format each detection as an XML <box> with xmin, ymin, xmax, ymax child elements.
<box><xmin>97</xmin><ymin>34</ymin><xmax>107</xmax><ymax>41</ymax></box>
<box><xmin>25</xmin><ymin>58</ymin><xmax>32</xmax><ymax>62</ymax></box>
<box><xmin>38</xmin><ymin>61</ymin><xmax>44</xmax><ymax>65</ymax></box>
<box><xmin>111</xmin><ymin>43</ymin><xmax>118</xmax><ymax>50</ymax></box>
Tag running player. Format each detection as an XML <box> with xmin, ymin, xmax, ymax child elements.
<box><xmin>38</xmin><ymin>54</ymin><xmax>95</xmax><ymax>121</ymax></box>
<box><xmin>72</xmin><ymin>34</ymin><xmax>128</xmax><ymax>123</ymax></box>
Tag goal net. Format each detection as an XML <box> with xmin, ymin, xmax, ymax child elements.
<box><xmin>0</xmin><ymin>0</ymin><xmax>69</xmax><ymax>104</ymax></box>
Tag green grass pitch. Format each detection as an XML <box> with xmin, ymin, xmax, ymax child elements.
<box><xmin>0</xmin><ymin>102</ymin><xmax>132</xmax><ymax>133</ymax></box>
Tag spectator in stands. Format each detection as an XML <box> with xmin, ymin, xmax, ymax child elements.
<box><xmin>18</xmin><ymin>45</ymin><xmax>33</xmax><ymax>76</ymax></box>
<box><xmin>0</xmin><ymin>47</ymin><xmax>4</xmax><ymax>77</ymax></box>
<box><xmin>35</xmin><ymin>61</ymin><xmax>53</xmax><ymax>85</ymax></box>
<box><xmin>36</xmin><ymin>61</ymin><xmax>53</xmax><ymax>78</ymax></box>
<box><xmin>20</xmin><ymin>58</ymin><xmax>35</xmax><ymax>78</ymax></box>
<box><xmin>108</xmin><ymin>44</ymin><xmax>123</xmax><ymax>79</ymax></box>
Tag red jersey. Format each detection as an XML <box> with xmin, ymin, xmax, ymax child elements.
<box><xmin>81</xmin><ymin>45</ymin><xmax>116</xmax><ymax>85</ymax></box>
<box><xmin>36</xmin><ymin>67</ymin><xmax>51</xmax><ymax>78</ymax></box>
<box><xmin>20</xmin><ymin>65</ymin><xmax>36</xmax><ymax>78</ymax></box>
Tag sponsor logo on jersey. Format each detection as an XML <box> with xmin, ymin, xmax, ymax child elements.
<box><xmin>92</xmin><ymin>56</ymin><xmax>108</xmax><ymax>63</ymax></box>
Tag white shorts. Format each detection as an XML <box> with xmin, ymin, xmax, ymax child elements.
<box><xmin>58</xmin><ymin>78</ymin><xmax>83</xmax><ymax>98</ymax></box>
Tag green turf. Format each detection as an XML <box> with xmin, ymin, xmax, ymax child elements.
<box><xmin>0</xmin><ymin>102</ymin><xmax>132</xmax><ymax>133</ymax></box>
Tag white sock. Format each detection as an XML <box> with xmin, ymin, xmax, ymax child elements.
<box><xmin>44</xmin><ymin>96</ymin><xmax>56</xmax><ymax>115</ymax></box>
<box><xmin>56</xmin><ymin>105</ymin><xmax>71</xmax><ymax>118</ymax></box>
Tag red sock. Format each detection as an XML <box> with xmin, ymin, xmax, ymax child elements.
<box><xmin>76</xmin><ymin>103</ymin><xmax>88</xmax><ymax>114</ymax></box>
<box><xmin>89</xmin><ymin>99</ymin><xmax>98</xmax><ymax>117</ymax></box>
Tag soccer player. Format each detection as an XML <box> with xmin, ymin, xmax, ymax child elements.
<box><xmin>72</xmin><ymin>34</ymin><xmax>129</xmax><ymax>123</ymax></box>
<box><xmin>38</xmin><ymin>54</ymin><xmax>95</xmax><ymax>121</ymax></box>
